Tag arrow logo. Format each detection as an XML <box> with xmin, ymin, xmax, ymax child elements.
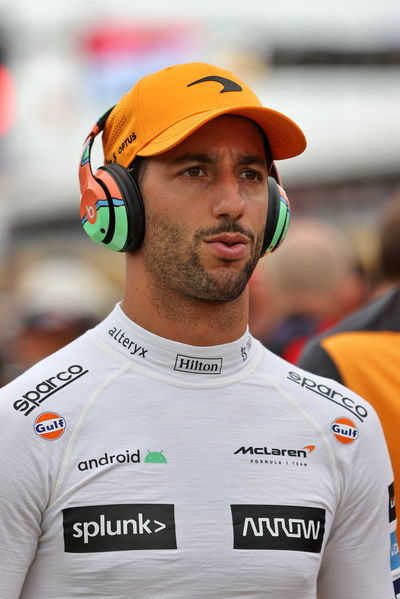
<box><xmin>187</xmin><ymin>75</ymin><xmax>242</xmax><ymax>93</ymax></box>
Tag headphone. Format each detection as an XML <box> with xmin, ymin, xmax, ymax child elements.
<box><xmin>79</xmin><ymin>109</ymin><xmax>291</xmax><ymax>256</ymax></box>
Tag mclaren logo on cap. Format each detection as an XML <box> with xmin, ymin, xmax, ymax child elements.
<box><xmin>187</xmin><ymin>76</ymin><xmax>242</xmax><ymax>93</ymax></box>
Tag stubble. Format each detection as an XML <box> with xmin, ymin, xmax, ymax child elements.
<box><xmin>142</xmin><ymin>212</ymin><xmax>265</xmax><ymax>303</ymax></box>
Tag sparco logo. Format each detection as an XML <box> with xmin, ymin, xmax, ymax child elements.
<box><xmin>174</xmin><ymin>354</ymin><xmax>222</xmax><ymax>374</ymax></box>
<box><xmin>63</xmin><ymin>504</ymin><xmax>177</xmax><ymax>552</ymax></box>
<box><xmin>231</xmin><ymin>505</ymin><xmax>325</xmax><ymax>552</ymax></box>
<box><xmin>287</xmin><ymin>371</ymin><xmax>368</xmax><ymax>422</ymax></box>
<box><xmin>13</xmin><ymin>365</ymin><xmax>88</xmax><ymax>416</ymax></box>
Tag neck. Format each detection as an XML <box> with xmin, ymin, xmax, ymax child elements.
<box><xmin>121</xmin><ymin>256</ymin><xmax>249</xmax><ymax>346</ymax></box>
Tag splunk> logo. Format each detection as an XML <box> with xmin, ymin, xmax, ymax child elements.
<box><xmin>331</xmin><ymin>417</ymin><xmax>359</xmax><ymax>445</ymax></box>
<box><xmin>34</xmin><ymin>412</ymin><xmax>66</xmax><ymax>440</ymax></box>
<box><xmin>63</xmin><ymin>503</ymin><xmax>177</xmax><ymax>552</ymax></box>
<box><xmin>231</xmin><ymin>504</ymin><xmax>326</xmax><ymax>553</ymax></box>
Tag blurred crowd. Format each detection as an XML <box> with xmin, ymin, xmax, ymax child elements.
<box><xmin>249</xmin><ymin>189</ymin><xmax>400</xmax><ymax>362</ymax></box>
<box><xmin>0</xmin><ymin>255</ymin><xmax>121</xmax><ymax>385</ymax></box>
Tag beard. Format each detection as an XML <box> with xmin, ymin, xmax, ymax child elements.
<box><xmin>141</xmin><ymin>212</ymin><xmax>265</xmax><ymax>302</ymax></box>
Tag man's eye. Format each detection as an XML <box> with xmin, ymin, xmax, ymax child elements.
<box><xmin>240</xmin><ymin>169</ymin><xmax>263</xmax><ymax>181</ymax></box>
<box><xmin>182</xmin><ymin>166</ymin><xmax>204</xmax><ymax>177</ymax></box>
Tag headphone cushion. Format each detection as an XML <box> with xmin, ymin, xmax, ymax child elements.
<box><xmin>262</xmin><ymin>177</ymin><xmax>291</xmax><ymax>255</ymax></box>
<box><xmin>97</xmin><ymin>164</ymin><xmax>145</xmax><ymax>252</ymax></box>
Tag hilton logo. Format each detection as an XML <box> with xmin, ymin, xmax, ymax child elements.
<box><xmin>174</xmin><ymin>354</ymin><xmax>222</xmax><ymax>374</ymax></box>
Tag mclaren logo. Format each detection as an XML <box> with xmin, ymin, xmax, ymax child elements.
<box><xmin>187</xmin><ymin>75</ymin><xmax>242</xmax><ymax>93</ymax></box>
<box><xmin>233</xmin><ymin>444</ymin><xmax>315</xmax><ymax>468</ymax></box>
<box><xmin>234</xmin><ymin>445</ymin><xmax>315</xmax><ymax>458</ymax></box>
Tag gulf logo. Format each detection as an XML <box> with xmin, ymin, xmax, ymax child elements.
<box><xmin>34</xmin><ymin>412</ymin><xmax>66</xmax><ymax>440</ymax></box>
<box><xmin>331</xmin><ymin>417</ymin><xmax>359</xmax><ymax>445</ymax></box>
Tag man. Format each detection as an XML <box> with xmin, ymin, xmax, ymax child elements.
<box><xmin>298</xmin><ymin>194</ymin><xmax>400</xmax><ymax>545</ymax></box>
<box><xmin>0</xmin><ymin>62</ymin><xmax>397</xmax><ymax>598</ymax></box>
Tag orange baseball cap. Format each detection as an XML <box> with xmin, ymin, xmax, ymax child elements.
<box><xmin>102</xmin><ymin>62</ymin><xmax>306</xmax><ymax>167</ymax></box>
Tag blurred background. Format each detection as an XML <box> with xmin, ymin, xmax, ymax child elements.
<box><xmin>0</xmin><ymin>0</ymin><xmax>399</xmax><ymax>381</ymax></box>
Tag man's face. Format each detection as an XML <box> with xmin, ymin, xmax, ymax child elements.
<box><xmin>138</xmin><ymin>115</ymin><xmax>269</xmax><ymax>302</ymax></box>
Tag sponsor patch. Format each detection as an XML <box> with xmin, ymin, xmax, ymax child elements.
<box><xmin>234</xmin><ymin>444</ymin><xmax>316</xmax><ymax>468</ymax></box>
<box><xmin>240</xmin><ymin>337</ymin><xmax>252</xmax><ymax>362</ymax></box>
<box><xmin>108</xmin><ymin>327</ymin><xmax>148</xmax><ymax>358</ymax></box>
<box><xmin>78</xmin><ymin>450</ymin><xmax>141</xmax><ymax>471</ymax></box>
<box><xmin>34</xmin><ymin>412</ymin><xmax>66</xmax><ymax>440</ymax></box>
<box><xmin>234</xmin><ymin>445</ymin><xmax>315</xmax><ymax>458</ymax></box>
<box><xmin>389</xmin><ymin>482</ymin><xmax>397</xmax><ymax>523</ymax></box>
<box><xmin>286</xmin><ymin>371</ymin><xmax>368</xmax><ymax>422</ymax></box>
<box><xmin>144</xmin><ymin>450</ymin><xmax>167</xmax><ymax>463</ymax></box>
<box><xmin>13</xmin><ymin>364</ymin><xmax>88</xmax><ymax>416</ymax></box>
<box><xmin>77</xmin><ymin>449</ymin><xmax>168</xmax><ymax>471</ymax></box>
<box><xmin>331</xmin><ymin>417</ymin><xmax>359</xmax><ymax>445</ymax></box>
<box><xmin>231</xmin><ymin>504</ymin><xmax>325</xmax><ymax>552</ymax></box>
<box><xmin>391</xmin><ymin>531</ymin><xmax>400</xmax><ymax>571</ymax></box>
<box><xmin>174</xmin><ymin>354</ymin><xmax>222</xmax><ymax>374</ymax></box>
<box><xmin>63</xmin><ymin>504</ymin><xmax>177</xmax><ymax>552</ymax></box>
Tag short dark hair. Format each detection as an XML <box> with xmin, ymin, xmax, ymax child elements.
<box><xmin>128</xmin><ymin>157</ymin><xmax>149</xmax><ymax>186</ymax></box>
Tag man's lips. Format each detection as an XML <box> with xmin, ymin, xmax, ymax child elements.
<box><xmin>205</xmin><ymin>233</ymin><xmax>250</xmax><ymax>260</ymax></box>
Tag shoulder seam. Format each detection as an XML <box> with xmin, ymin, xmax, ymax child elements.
<box><xmin>47</xmin><ymin>362</ymin><xmax>132</xmax><ymax>506</ymax></box>
<box><xmin>255</xmin><ymin>372</ymin><xmax>342</xmax><ymax>501</ymax></box>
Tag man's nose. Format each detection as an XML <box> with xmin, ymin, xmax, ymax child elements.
<box><xmin>210</xmin><ymin>174</ymin><xmax>245</xmax><ymax>220</ymax></box>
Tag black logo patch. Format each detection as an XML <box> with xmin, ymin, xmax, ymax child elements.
<box><xmin>187</xmin><ymin>76</ymin><xmax>242</xmax><ymax>93</ymax></box>
<box><xmin>389</xmin><ymin>482</ymin><xmax>397</xmax><ymax>523</ymax></box>
<box><xmin>63</xmin><ymin>504</ymin><xmax>177</xmax><ymax>552</ymax></box>
<box><xmin>231</xmin><ymin>505</ymin><xmax>325</xmax><ymax>553</ymax></box>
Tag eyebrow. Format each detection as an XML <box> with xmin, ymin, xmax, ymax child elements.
<box><xmin>238</xmin><ymin>155</ymin><xmax>268</xmax><ymax>169</ymax></box>
<box><xmin>169</xmin><ymin>153</ymin><xmax>268</xmax><ymax>169</ymax></box>
<box><xmin>170</xmin><ymin>153</ymin><xmax>214</xmax><ymax>165</ymax></box>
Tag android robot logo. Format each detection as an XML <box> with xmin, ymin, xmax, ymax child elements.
<box><xmin>144</xmin><ymin>450</ymin><xmax>168</xmax><ymax>463</ymax></box>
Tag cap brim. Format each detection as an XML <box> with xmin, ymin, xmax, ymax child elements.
<box><xmin>137</xmin><ymin>105</ymin><xmax>306</xmax><ymax>160</ymax></box>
